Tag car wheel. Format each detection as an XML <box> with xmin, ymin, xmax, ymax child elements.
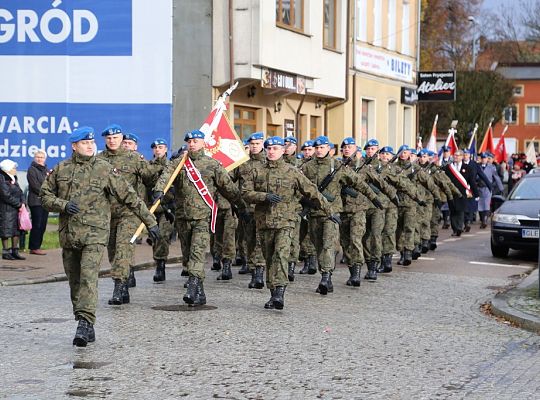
<box><xmin>491</xmin><ymin>237</ymin><xmax>509</xmax><ymax>258</ymax></box>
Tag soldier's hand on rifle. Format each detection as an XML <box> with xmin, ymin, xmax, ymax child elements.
<box><xmin>415</xmin><ymin>198</ymin><xmax>427</xmax><ymax>207</ymax></box>
<box><xmin>265</xmin><ymin>193</ymin><xmax>282</xmax><ymax>204</ymax></box>
<box><xmin>372</xmin><ymin>198</ymin><xmax>384</xmax><ymax>210</ymax></box>
<box><xmin>164</xmin><ymin>208</ymin><xmax>175</xmax><ymax>224</ymax></box>
<box><xmin>391</xmin><ymin>195</ymin><xmax>400</xmax><ymax>207</ymax></box>
<box><xmin>147</xmin><ymin>224</ymin><xmax>160</xmax><ymax>242</ymax></box>
<box><xmin>65</xmin><ymin>201</ymin><xmax>80</xmax><ymax>215</ymax></box>
<box><xmin>151</xmin><ymin>190</ymin><xmax>164</xmax><ymax>203</ymax></box>
<box><xmin>328</xmin><ymin>213</ymin><xmax>341</xmax><ymax>225</ymax></box>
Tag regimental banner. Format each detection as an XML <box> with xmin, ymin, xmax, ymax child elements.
<box><xmin>417</xmin><ymin>71</ymin><xmax>457</xmax><ymax>102</ymax></box>
<box><xmin>261</xmin><ymin>68</ymin><xmax>306</xmax><ymax>95</ymax></box>
<box><xmin>354</xmin><ymin>45</ymin><xmax>414</xmax><ymax>83</ymax></box>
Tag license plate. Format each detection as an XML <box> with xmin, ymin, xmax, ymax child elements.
<box><xmin>521</xmin><ymin>229</ymin><xmax>539</xmax><ymax>238</ymax></box>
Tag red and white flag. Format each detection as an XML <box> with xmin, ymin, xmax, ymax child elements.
<box><xmin>426</xmin><ymin>114</ymin><xmax>438</xmax><ymax>153</ymax></box>
<box><xmin>444</xmin><ymin>127</ymin><xmax>458</xmax><ymax>155</ymax></box>
<box><xmin>199</xmin><ymin>83</ymin><xmax>249</xmax><ymax>171</ymax></box>
<box><xmin>493</xmin><ymin>125</ymin><xmax>508</xmax><ymax>163</ymax></box>
<box><xmin>478</xmin><ymin>120</ymin><xmax>495</xmax><ymax>154</ymax></box>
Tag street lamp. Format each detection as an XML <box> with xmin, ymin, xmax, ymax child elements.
<box><xmin>468</xmin><ymin>16</ymin><xmax>477</xmax><ymax>70</ymax></box>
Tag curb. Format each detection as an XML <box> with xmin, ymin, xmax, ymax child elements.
<box><xmin>491</xmin><ymin>288</ymin><xmax>540</xmax><ymax>334</ymax></box>
<box><xmin>0</xmin><ymin>256</ymin><xmax>182</xmax><ymax>287</ymax></box>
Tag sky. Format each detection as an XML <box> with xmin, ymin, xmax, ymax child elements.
<box><xmin>480</xmin><ymin>0</ymin><xmax>528</xmax><ymax>38</ymax></box>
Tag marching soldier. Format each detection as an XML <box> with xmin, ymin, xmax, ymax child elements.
<box><xmin>298</xmin><ymin>140</ymin><xmax>317</xmax><ymax>274</ymax></box>
<box><xmin>153</xmin><ymin>130</ymin><xmax>247</xmax><ymax>306</ymax></box>
<box><xmin>210</xmin><ymin>192</ymin><xmax>238</xmax><ymax>277</ymax></box>
<box><xmin>98</xmin><ymin>124</ymin><xmax>163</xmax><ymax>305</ymax></box>
<box><xmin>477</xmin><ymin>152</ymin><xmax>503</xmax><ymax>228</ymax></box>
<box><xmin>242</xmin><ymin>136</ymin><xmax>333</xmax><ymax>309</ymax></box>
<box><xmin>121</xmin><ymin>133</ymin><xmax>139</xmax><ymax>152</ymax></box>
<box><xmin>283</xmin><ymin>136</ymin><xmax>298</xmax><ymax>165</ymax></box>
<box><xmin>40</xmin><ymin>127</ymin><xmax>159</xmax><ymax>346</ymax></box>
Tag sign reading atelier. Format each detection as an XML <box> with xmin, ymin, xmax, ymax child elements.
<box><xmin>417</xmin><ymin>71</ymin><xmax>456</xmax><ymax>102</ymax></box>
<box><xmin>261</xmin><ymin>68</ymin><xmax>306</xmax><ymax>95</ymax></box>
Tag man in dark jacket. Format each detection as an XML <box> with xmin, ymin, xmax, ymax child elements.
<box><xmin>27</xmin><ymin>150</ymin><xmax>49</xmax><ymax>255</ymax></box>
<box><xmin>0</xmin><ymin>159</ymin><xmax>25</xmax><ymax>260</ymax></box>
<box><xmin>462</xmin><ymin>150</ymin><xmax>490</xmax><ymax>231</ymax></box>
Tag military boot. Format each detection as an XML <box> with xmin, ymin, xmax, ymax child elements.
<box><xmin>273</xmin><ymin>286</ymin><xmax>286</xmax><ymax>310</ymax></box>
<box><xmin>153</xmin><ymin>259</ymin><xmax>166</xmax><ymax>282</ymax></box>
<box><xmin>464</xmin><ymin>222</ymin><xmax>471</xmax><ymax>233</ymax></box>
<box><xmin>307</xmin><ymin>255</ymin><xmax>317</xmax><ymax>275</ymax></box>
<box><xmin>10</xmin><ymin>248</ymin><xmax>25</xmax><ymax>260</ymax></box>
<box><xmin>421</xmin><ymin>239</ymin><xmax>430</xmax><ymax>254</ymax></box>
<box><xmin>233</xmin><ymin>255</ymin><xmax>243</xmax><ymax>266</ymax></box>
<box><xmin>412</xmin><ymin>245</ymin><xmax>421</xmax><ymax>260</ymax></box>
<box><xmin>253</xmin><ymin>266</ymin><xmax>265</xmax><ymax>289</ymax></box>
<box><xmin>364</xmin><ymin>261</ymin><xmax>377</xmax><ymax>281</ymax></box>
<box><xmin>264</xmin><ymin>289</ymin><xmax>275</xmax><ymax>309</ymax></box>
<box><xmin>211</xmin><ymin>255</ymin><xmax>221</xmax><ymax>271</ymax></box>
<box><xmin>403</xmin><ymin>250</ymin><xmax>412</xmax><ymax>266</ymax></box>
<box><xmin>192</xmin><ymin>280</ymin><xmax>206</xmax><ymax>306</ymax></box>
<box><xmin>287</xmin><ymin>262</ymin><xmax>296</xmax><ymax>282</ymax></box>
<box><xmin>429</xmin><ymin>236</ymin><xmax>438</xmax><ymax>251</ymax></box>
<box><xmin>299</xmin><ymin>257</ymin><xmax>310</xmax><ymax>274</ymax></box>
<box><xmin>381</xmin><ymin>254</ymin><xmax>393</xmax><ymax>273</ymax></box>
<box><xmin>73</xmin><ymin>318</ymin><xmax>92</xmax><ymax>347</ymax></box>
<box><xmin>327</xmin><ymin>273</ymin><xmax>334</xmax><ymax>293</ymax></box>
<box><xmin>317</xmin><ymin>272</ymin><xmax>331</xmax><ymax>295</ymax></box>
<box><xmin>121</xmin><ymin>282</ymin><xmax>130</xmax><ymax>304</ymax></box>
<box><xmin>347</xmin><ymin>264</ymin><xmax>361</xmax><ymax>287</ymax></box>
<box><xmin>2</xmin><ymin>249</ymin><xmax>15</xmax><ymax>260</ymax></box>
<box><xmin>108</xmin><ymin>279</ymin><xmax>123</xmax><ymax>305</ymax></box>
<box><xmin>238</xmin><ymin>257</ymin><xmax>249</xmax><ymax>274</ymax></box>
<box><xmin>183</xmin><ymin>276</ymin><xmax>199</xmax><ymax>305</ymax></box>
<box><xmin>181</xmin><ymin>268</ymin><xmax>189</xmax><ymax>277</ymax></box>
<box><xmin>375</xmin><ymin>260</ymin><xmax>384</xmax><ymax>273</ymax></box>
<box><xmin>127</xmin><ymin>267</ymin><xmax>136</xmax><ymax>287</ymax></box>
<box><xmin>217</xmin><ymin>259</ymin><xmax>233</xmax><ymax>280</ymax></box>
<box><xmin>397</xmin><ymin>251</ymin><xmax>404</xmax><ymax>265</ymax></box>
<box><xmin>87</xmin><ymin>325</ymin><xmax>96</xmax><ymax>343</ymax></box>
<box><xmin>442</xmin><ymin>214</ymin><xmax>450</xmax><ymax>229</ymax></box>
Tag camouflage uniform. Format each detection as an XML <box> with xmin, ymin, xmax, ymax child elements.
<box><xmin>411</xmin><ymin>163</ymin><xmax>440</xmax><ymax>255</ymax></box>
<box><xmin>211</xmin><ymin>194</ymin><xmax>238</xmax><ymax>261</ymax></box>
<box><xmin>40</xmin><ymin>152</ymin><xmax>157</xmax><ymax>325</ymax></box>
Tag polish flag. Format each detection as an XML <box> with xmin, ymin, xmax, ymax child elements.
<box><xmin>444</xmin><ymin>127</ymin><xmax>458</xmax><ymax>155</ymax></box>
<box><xmin>426</xmin><ymin>114</ymin><xmax>438</xmax><ymax>153</ymax></box>
<box><xmin>493</xmin><ymin>125</ymin><xmax>508</xmax><ymax>163</ymax></box>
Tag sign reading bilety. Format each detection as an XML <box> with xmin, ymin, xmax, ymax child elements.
<box><xmin>417</xmin><ymin>71</ymin><xmax>456</xmax><ymax>102</ymax></box>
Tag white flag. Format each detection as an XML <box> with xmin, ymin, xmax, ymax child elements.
<box><xmin>525</xmin><ymin>140</ymin><xmax>537</xmax><ymax>165</ymax></box>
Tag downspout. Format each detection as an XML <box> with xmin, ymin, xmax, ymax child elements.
<box><xmin>295</xmin><ymin>96</ymin><xmax>306</xmax><ymax>139</ymax></box>
<box><xmin>229</xmin><ymin>0</ymin><xmax>235</xmax><ymax>87</ymax></box>
<box><xmin>324</xmin><ymin>0</ymin><xmax>352</xmax><ymax>136</ymax></box>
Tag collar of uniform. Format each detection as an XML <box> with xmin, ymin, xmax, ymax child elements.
<box><xmin>267</xmin><ymin>157</ymin><xmax>285</xmax><ymax>168</ymax></box>
<box><xmin>397</xmin><ymin>158</ymin><xmax>410</xmax><ymax>168</ymax></box>
<box><xmin>188</xmin><ymin>148</ymin><xmax>206</xmax><ymax>160</ymax></box>
<box><xmin>104</xmin><ymin>147</ymin><xmax>126</xmax><ymax>156</ymax></box>
<box><xmin>250</xmin><ymin>150</ymin><xmax>265</xmax><ymax>161</ymax></box>
<box><xmin>72</xmin><ymin>152</ymin><xmax>94</xmax><ymax>164</ymax></box>
<box><xmin>315</xmin><ymin>154</ymin><xmax>331</xmax><ymax>165</ymax></box>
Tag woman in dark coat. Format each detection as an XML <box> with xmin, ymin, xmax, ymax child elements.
<box><xmin>0</xmin><ymin>159</ymin><xmax>25</xmax><ymax>260</ymax></box>
<box><xmin>27</xmin><ymin>151</ymin><xmax>49</xmax><ymax>255</ymax></box>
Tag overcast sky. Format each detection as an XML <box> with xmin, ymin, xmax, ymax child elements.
<box><xmin>480</xmin><ymin>0</ymin><xmax>527</xmax><ymax>38</ymax></box>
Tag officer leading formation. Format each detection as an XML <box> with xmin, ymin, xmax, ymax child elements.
<box><xmin>40</xmin><ymin>125</ymin><xmax>475</xmax><ymax>347</ymax></box>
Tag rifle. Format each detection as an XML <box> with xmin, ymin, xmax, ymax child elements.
<box><xmin>355</xmin><ymin>150</ymin><xmax>380</xmax><ymax>172</ymax></box>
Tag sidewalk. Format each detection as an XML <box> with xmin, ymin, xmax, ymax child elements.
<box><xmin>491</xmin><ymin>268</ymin><xmax>540</xmax><ymax>334</ymax></box>
<box><xmin>0</xmin><ymin>242</ymin><xmax>182</xmax><ymax>286</ymax></box>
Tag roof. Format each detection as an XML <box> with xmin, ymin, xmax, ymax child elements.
<box><xmin>497</xmin><ymin>64</ymin><xmax>540</xmax><ymax>80</ymax></box>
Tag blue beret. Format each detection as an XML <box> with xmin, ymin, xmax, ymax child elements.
<box><xmin>329</xmin><ymin>143</ymin><xmax>335</xmax><ymax>149</ymax></box>
<box><xmin>463</xmin><ymin>149</ymin><xmax>471</xmax><ymax>154</ymax></box>
<box><xmin>441</xmin><ymin>145</ymin><xmax>451</xmax><ymax>152</ymax></box>
<box><xmin>486</xmin><ymin>152</ymin><xmax>494</xmax><ymax>158</ymax></box>
<box><xmin>242</xmin><ymin>139</ymin><xmax>249</xmax><ymax>146</ymax></box>
<box><xmin>398</xmin><ymin>144</ymin><xmax>411</xmax><ymax>153</ymax></box>
<box><xmin>101</xmin><ymin>124</ymin><xmax>123</xmax><ymax>136</ymax></box>
<box><xmin>428</xmin><ymin>150</ymin><xmax>436</xmax><ymax>157</ymax></box>
<box><xmin>410</xmin><ymin>148</ymin><xmax>418</xmax><ymax>155</ymax></box>
<box><xmin>313</xmin><ymin>136</ymin><xmax>330</xmax><ymax>146</ymax></box>
<box><xmin>248</xmin><ymin>132</ymin><xmax>264</xmax><ymax>142</ymax></box>
<box><xmin>70</xmin><ymin>126</ymin><xmax>95</xmax><ymax>143</ymax></box>
<box><xmin>380</xmin><ymin>146</ymin><xmax>394</xmax><ymax>155</ymax></box>
<box><xmin>284</xmin><ymin>136</ymin><xmax>297</xmax><ymax>144</ymax></box>
<box><xmin>341</xmin><ymin>137</ymin><xmax>356</xmax><ymax>147</ymax></box>
<box><xmin>418</xmin><ymin>149</ymin><xmax>429</xmax><ymax>156</ymax></box>
<box><xmin>264</xmin><ymin>136</ymin><xmax>284</xmax><ymax>148</ymax></box>
<box><xmin>184</xmin><ymin>130</ymin><xmax>205</xmax><ymax>141</ymax></box>
<box><xmin>480</xmin><ymin>152</ymin><xmax>489</xmax><ymax>158</ymax></box>
<box><xmin>123</xmin><ymin>133</ymin><xmax>139</xmax><ymax>143</ymax></box>
<box><xmin>151</xmin><ymin>138</ymin><xmax>168</xmax><ymax>148</ymax></box>
<box><xmin>364</xmin><ymin>138</ymin><xmax>379</xmax><ymax>149</ymax></box>
<box><xmin>296</xmin><ymin>153</ymin><xmax>304</xmax><ymax>159</ymax></box>
<box><xmin>301</xmin><ymin>140</ymin><xmax>314</xmax><ymax>150</ymax></box>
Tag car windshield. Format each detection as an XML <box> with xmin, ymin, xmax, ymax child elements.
<box><xmin>509</xmin><ymin>178</ymin><xmax>540</xmax><ymax>200</ymax></box>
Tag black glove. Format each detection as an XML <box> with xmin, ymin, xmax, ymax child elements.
<box><xmin>237</xmin><ymin>208</ymin><xmax>252</xmax><ymax>223</ymax></box>
<box><xmin>391</xmin><ymin>195</ymin><xmax>400</xmax><ymax>207</ymax></box>
<box><xmin>372</xmin><ymin>198</ymin><xmax>384</xmax><ymax>210</ymax></box>
<box><xmin>300</xmin><ymin>197</ymin><xmax>317</xmax><ymax>209</ymax></box>
<box><xmin>433</xmin><ymin>199</ymin><xmax>441</xmax><ymax>208</ymax></box>
<box><xmin>416</xmin><ymin>199</ymin><xmax>427</xmax><ymax>207</ymax></box>
<box><xmin>147</xmin><ymin>225</ymin><xmax>160</xmax><ymax>242</ymax></box>
<box><xmin>151</xmin><ymin>191</ymin><xmax>164</xmax><ymax>203</ymax></box>
<box><xmin>329</xmin><ymin>213</ymin><xmax>341</xmax><ymax>225</ymax></box>
<box><xmin>341</xmin><ymin>186</ymin><xmax>359</xmax><ymax>198</ymax></box>
<box><xmin>164</xmin><ymin>208</ymin><xmax>175</xmax><ymax>224</ymax></box>
<box><xmin>266</xmin><ymin>193</ymin><xmax>282</xmax><ymax>204</ymax></box>
<box><xmin>65</xmin><ymin>201</ymin><xmax>80</xmax><ymax>215</ymax></box>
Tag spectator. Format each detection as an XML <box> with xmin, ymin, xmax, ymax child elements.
<box><xmin>27</xmin><ymin>150</ymin><xmax>49</xmax><ymax>255</ymax></box>
<box><xmin>509</xmin><ymin>162</ymin><xmax>526</xmax><ymax>192</ymax></box>
<box><xmin>0</xmin><ymin>159</ymin><xmax>25</xmax><ymax>260</ymax></box>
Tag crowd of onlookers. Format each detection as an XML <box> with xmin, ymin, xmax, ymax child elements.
<box><xmin>507</xmin><ymin>152</ymin><xmax>539</xmax><ymax>192</ymax></box>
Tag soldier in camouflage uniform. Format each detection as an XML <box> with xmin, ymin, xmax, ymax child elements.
<box><xmin>153</xmin><ymin>129</ymin><xmax>246</xmax><ymax>306</ymax></box>
<box><xmin>301</xmin><ymin>136</ymin><xmax>382</xmax><ymax>295</ymax></box>
<box><xmin>40</xmin><ymin>127</ymin><xmax>159</xmax><ymax>347</ymax></box>
<box><xmin>298</xmin><ymin>140</ymin><xmax>318</xmax><ymax>274</ymax></box>
<box><xmin>231</xmin><ymin>132</ymin><xmax>266</xmax><ymax>288</ymax></box>
<box><xmin>210</xmin><ymin>192</ymin><xmax>238</xmax><ymax>276</ymax></box>
<box><xmin>242</xmin><ymin>136</ymin><xmax>334</xmax><ymax>309</ymax></box>
<box><xmin>97</xmin><ymin>124</ymin><xmax>162</xmax><ymax>306</ymax></box>
<box><xmin>283</xmin><ymin>136</ymin><xmax>298</xmax><ymax>165</ymax></box>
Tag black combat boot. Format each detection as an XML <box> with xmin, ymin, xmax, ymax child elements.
<box><xmin>317</xmin><ymin>272</ymin><xmax>331</xmax><ymax>295</ymax></box>
<box><xmin>381</xmin><ymin>254</ymin><xmax>393</xmax><ymax>273</ymax></box>
<box><xmin>153</xmin><ymin>259</ymin><xmax>166</xmax><ymax>282</ymax></box>
<box><xmin>181</xmin><ymin>268</ymin><xmax>189</xmax><ymax>276</ymax></box>
<box><xmin>211</xmin><ymin>255</ymin><xmax>221</xmax><ymax>271</ymax></box>
<box><xmin>403</xmin><ymin>250</ymin><xmax>412</xmax><ymax>266</ymax></box>
<box><xmin>233</xmin><ymin>255</ymin><xmax>243</xmax><ymax>266</ymax></box>
<box><xmin>346</xmin><ymin>264</ymin><xmax>361</xmax><ymax>287</ymax></box>
<box><xmin>108</xmin><ymin>279</ymin><xmax>123</xmax><ymax>305</ymax></box>
<box><xmin>421</xmin><ymin>239</ymin><xmax>430</xmax><ymax>254</ymax></box>
<box><xmin>238</xmin><ymin>257</ymin><xmax>249</xmax><ymax>274</ymax></box>
<box><xmin>87</xmin><ymin>324</ymin><xmax>95</xmax><ymax>343</ymax></box>
<box><xmin>2</xmin><ymin>249</ymin><xmax>15</xmax><ymax>260</ymax></box>
<box><xmin>127</xmin><ymin>267</ymin><xmax>136</xmax><ymax>287</ymax></box>
<box><xmin>464</xmin><ymin>222</ymin><xmax>471</xmax><ymax>233</ymax></box>
<box><xmin>73</xmin><ymin>318</ymin><xmax>92</xmax><ymax>347</ymax></box>
<box><xmin>442</xmin><ymin>212</ymin><xmax>450</xmax><ymax>229</ymax></box>
<box><xmin>253</xmin><ymin>266</ymin><xmax>264</xmax><ymax>289</ymax></box>
<box><xmin>121</xmin><ymin>282</ymin><xmax>130</xmax><ymax>304</ymax></box>
<box><xmin>288</xmin><ymin>262</ymin><xmax>296</xmax><ymax>282</ymax></box>
<box><xmin>11</xmin><ymin>248</ymin><xmax>25</xmax><ymax>260</ymax></box>
<box><xmin>192</xmin><ymin>280</ymin><xmax>206</xmax><ymax>306</ymax></box>
<box><xmin>412</xmin><ymin>245</ymin><xmax>421</xmax><ymax>260</ymax></box>
<box><xmin>264</xmin><ymin>289</ymin><xmax>275</xmax><ymax>309</ymax></box>
<box><xmin>299</xmin><ymin>257</ymin><xmax>310</xmax><ymax>274</ymax></box>
<box><xmin>429</xmin><ymin>236</ymin><xmax>438</xmax><ymax>251</ymax></box>
<box><xmin>307</xmin><ymin>255</ymin><xmax>317</xmax><ymax>275</ymax></box>
<box><xmin>364</xmin><ymin>261</ymin><xmax>377</xmax><ymax>281</ymax></box>
<box><xmin>273</xmin><ymin>286</ymin><xmax>286</xmax><ymax>310</ymax></box>
<box><xmin>327</xmin><ymin>273</ymin><xmax>334</xmax><ymax>293</ymax></box>
<box><xmin>397</xmin><ymin>251</ymin><xmax>404</xmax><ymax>265</ymax></box>
<box><xmin>183</xmin><ymin>276</ymin><xmax>199</xmax><ymax>304</ymax></box>
<box><xmin>248</xmin><ymin>269</ymin><xmax>257</xmax><ymax>288</ymax></box>
<box><xmin>375</xmin><ymin>260</ymin><xmax>384</xmax><ymax>273</ymax></box>
<box><xmin>217</xmin><ymin>258</ymin><xmax>233</xmax><ymax>280</ymax></box>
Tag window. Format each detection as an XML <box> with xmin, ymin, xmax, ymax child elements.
<box><xmin>401</xmin><ymin>1</ymin><xmax>411</xmax><ymax>55</ymax></box>
<box><xmin>373</xmin><ymin>0</ymin><xmax>382</xmax><ymax>46</ymax></box>
<box><xmin>360</xmin><ymin>99</ymin><xmax>375</xmax><ymax>143</ymax></box>
<box><xmin>503</xmin><ymin>105</ymin><xmax>518</xmax><ymax>125</ymax></box>
<box><xmin>323</xmin><ymin>0</ymin><xmax>337</xmax><ymax>49</ymax></box>
<box><xmin>267</xmin><ymin>124</ymin><xmax>280</xmax><ymax>136</ymax></box>
<box><xmin>276</xmin><ymin>0</ymin><xmax>303</xmax><ymax>32</ymax></box>
<box><xmin>403</xmin><ymin>106</ymin><xmax>413</xmax><ymax>145</ymax></box>
<box><xmin>513</xmin><ymin>85</ymin><xmax>524</xmax><ymax>97</ymax></box>
<box><xmin>310</xmin><ymin>116</ymin><xmax>320</xmax><ymax>139</ymax></box>
<box><xmin>234</xmin><ymin>106</ymin><xmax>258</xmax><ymax>139</ymax></box>
<box><xmin>387</xmin><ymin>0</ymin><xmax>396</xmax><ymax>50</ymax></box>
<box><xmin>388</xmin><ymin>100</ymin><xmax>397</xmax><ymax>147</ymax></box>
<box><xmin>526</xmin><ymin>105</ymin><xmax>540</xmax><ymax>124</ymax></box>
<box><xmin>356</xmin><ymin>0</ymin><xmax>367</xmax><ymax>42</ymax></box>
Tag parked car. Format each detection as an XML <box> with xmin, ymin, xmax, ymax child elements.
<box><xmin>490</xmin><ymin>173</ymin><xmax>540</xmax><ymax>258</ymax></box>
